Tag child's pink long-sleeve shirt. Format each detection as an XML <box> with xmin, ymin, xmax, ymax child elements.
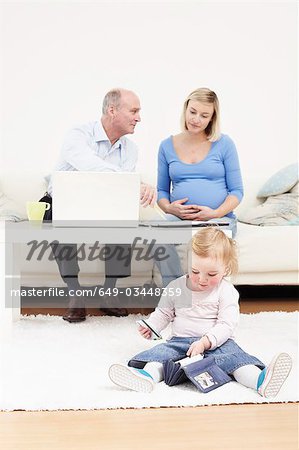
<box><xmin>147</xmin><ymin>275</ymin><xmax>239</xmax><ymax>350</ymax></box>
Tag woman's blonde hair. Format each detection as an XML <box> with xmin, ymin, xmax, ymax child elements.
<box><xmin>190</xmin><ymin>228</ymin><xmax>238</xmax><ymax>276</ymax></box>
<box><xmin>181</xmin><ymin>88</ymin><xmax>221</xmax><ymax>142</ymax></box>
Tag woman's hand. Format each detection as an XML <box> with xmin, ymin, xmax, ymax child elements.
<box><xmin>187</xmin><ymin>205</ymin><xmax>219</xmax><ymax>221</ymax></box>
<box><xmin>138</xmin><ymin>325</ymin><xmax>152</xmax><ymax>339</ymax></box>
<box><xmin>166</xmin><ymin>198</ymin><xmax>199</xmax><ymax>219</ymax></box>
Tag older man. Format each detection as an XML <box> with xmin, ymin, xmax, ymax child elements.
<box><xmin>43</xmin><ymin>88</ymin><xmax>156</xmax><ymax>322</ymax></box>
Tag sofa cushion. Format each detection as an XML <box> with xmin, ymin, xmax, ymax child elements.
<box><xmin>257</xmin><ymin>163</ymin><xmax>298</xmax><ymax>198</ymax></box>
<box><xmin>290</xmin><ymin>182</ymin><xmax>298</xmax><ymax>193</ymax></box>
<box><xmin>0</xmin><ymin>191</ymin><xmax>26</xmax><ymax>221</ymax></box>
<box><xmin>0</xmin><ymin>171</ymin><xmax>48</xmax><ymax>218</ymax></box>
<box><xmin>233</xmin><ymin>222</ymin><xmax>298</xmax><ymax>273</ymax></box>
<box><xmin>237</xmin><ymin>192</ymin><xmax>299</xmax><ymax>226</ymax></box>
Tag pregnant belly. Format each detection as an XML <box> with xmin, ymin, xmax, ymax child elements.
<box><xmin>171</xmin><ymin>180</ymin><xmax>228</xmax><ymax>209</ymax></box>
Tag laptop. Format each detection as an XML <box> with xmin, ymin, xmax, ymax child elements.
<box><xmin>141</xmin><ymin>206</ymin><xmax>230</xmax><ymax>227</ymax></box>
<box><xmin>52</xmin><ymin>171</ymin><xmax>140</xmax><ymax>227</ymax></box>
<box><xmin>140</xmin><ymin>220</ymin><xmax>230</xmax><ymax>228</ymax></box>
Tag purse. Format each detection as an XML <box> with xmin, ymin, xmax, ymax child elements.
<box><xmin>163</xmin><ymin>359</ymin><xmax>188</xmax><ymax>386</ymax></box>
<box><xmin>183</xmin><ymin>356</ymin><xmax>232</xmax><ymax>393</ymax></box>
<box><xmin>163</xmin><ymin>356</ymin><xmax>232</xmax><ymax>393</ymax></box>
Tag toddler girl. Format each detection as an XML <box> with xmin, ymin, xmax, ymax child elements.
<box><xmin>109</xmin><ymin>228</ymin><xmax>292</xmax><ymax>397</ymax></box>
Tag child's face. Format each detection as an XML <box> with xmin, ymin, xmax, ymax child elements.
<box><xmin>188</xmin><ymin>253</ymin><xmax>227</xmax><ymax>292</ymax></box>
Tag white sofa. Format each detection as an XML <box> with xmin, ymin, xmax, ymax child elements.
<box><xmin>0</xmin><ymin>170</ymin><xmax>298</xmax><ymax>287</ymax></box>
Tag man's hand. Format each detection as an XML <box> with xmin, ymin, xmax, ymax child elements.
<box><xmin>138</xmin><ymin>325</ymin><xmax>152</xmax><ymax>339</ymax></box>
<box><xmin>166</xmin><ymin>198</ymin><xmax>199</xmax><ymax>219</ymax></box>
<box><xmin>140</xmin><ymin>183</ymin><xmax>157</xmax><ymax>208</ymax></box>
<box><xmin>187</xmin><ymin>336</ymin><xmax>211</xmax><ymax>357</ymax></box>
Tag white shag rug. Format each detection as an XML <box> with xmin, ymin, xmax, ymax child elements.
<box><xmin>1</xmin><ymin>312</ymin><xmax>298</xmax><ymax>411</ymax></box>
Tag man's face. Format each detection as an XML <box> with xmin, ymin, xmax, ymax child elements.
<box><xmin>112</xmin><ymin>92</ymin><xmax>141</xmax><ymax>136</ymax></box>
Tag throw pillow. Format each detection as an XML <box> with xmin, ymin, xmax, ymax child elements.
<box><xmin>0</xmin><ymin>191</ymin><xmax>26</xmax><ymax>221</ymax></box>
<box><xmin>257</xmin><ymin>163</ymin><xmax>298</xmax><ymax>198</ymax></box>
<box><xmin>237</xmin><ymin>192</ymin><xmax>299</xmax><ymax>226</ymax></box>
<box><xmin>290</xmin><ymin>182</ymin><xmax>298</xmax><ymax>194</ymax></box>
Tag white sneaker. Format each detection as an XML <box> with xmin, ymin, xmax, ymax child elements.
<box><xmin>109</xmin><ymin>364</ymin><xmax>154</xmax><ymax>393</ymax></box>
<box><xmin>257</xmin><ymin>353</ymin><xmax>292</xmax><ymax>398</ymax></box>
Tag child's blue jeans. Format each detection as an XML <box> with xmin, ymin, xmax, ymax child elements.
<box><xmin>128</xmin><ymin>337</ymin><xmax>265</xmax><ymax>375</ymax></box>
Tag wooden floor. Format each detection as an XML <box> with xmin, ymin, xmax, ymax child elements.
<box><xmin>20</xmin><ymin>298</ymin><xmax>299</xmax><ymax>316</ymax></box>
<box><xmin>1</xmin><ymin>404</ymin><xmax>298</xmax><ymax>450</ymax></box>
<box><xmin>1</xmin><ymin>298</ymin><xmax>298</xmax><ymax>450</ymax></box>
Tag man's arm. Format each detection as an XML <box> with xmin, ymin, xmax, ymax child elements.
<box><xmin>61</xmin><ymin>128</ymin><xmax>122</xmax><ymax>172</ymax></box>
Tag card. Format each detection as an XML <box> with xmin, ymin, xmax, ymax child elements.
<box><xmin>136</xmin><ymin>319</ymin><xmax>162</xmax><ymax>340</ymax></box>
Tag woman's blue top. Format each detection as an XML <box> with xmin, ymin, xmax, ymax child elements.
<box><xmin>157</xmin><ymin>134</ymin><xmax>243</xmax><ymax>219</ymax></box>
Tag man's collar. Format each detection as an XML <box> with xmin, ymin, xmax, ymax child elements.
<box><xmin>94</xmin><ymin>121</ymin><xmax>123</xmax><ymax>149</ymax></box>
<box><xmin>94</xmin><ymin>121</ymin><xmax>110</xmax><ymax>143</ymax></box>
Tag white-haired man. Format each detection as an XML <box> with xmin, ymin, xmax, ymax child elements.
<box><xmin>43</xmin><ymin>88</ymin><xmax>157</xmax><ymax>322</ymax></box>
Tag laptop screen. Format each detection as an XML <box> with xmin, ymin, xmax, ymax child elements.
<box><xmin>52</xmin><ymin>171</ymin><xmax>140</xmax><ymax>227</ymax></box>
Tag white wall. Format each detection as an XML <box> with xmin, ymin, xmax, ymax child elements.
<box><xmin>1</xmin><ymin>1</ymin><xmax>297</xmax><ymax>185</ymax></box>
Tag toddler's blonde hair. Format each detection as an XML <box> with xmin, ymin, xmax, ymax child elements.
<box><xmin>190</xmin><ymin>228</ymin><xmax>238</xmax><ymax>276</ymax></box>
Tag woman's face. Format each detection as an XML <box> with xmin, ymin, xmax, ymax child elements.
<box><xmin>187</xmin><ymin>252</ymin><xmax>226</xmax><ymax>292</ymax></box>
<box><xmin>185</xmin><ymin>100</ymin><xmax>214</xmax><ymax>135</ymax></box>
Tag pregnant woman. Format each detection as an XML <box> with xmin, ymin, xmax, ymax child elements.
<box><xmin>157</xmin><ymin>87</ymin><xmax>243</xmax><ymax>237</ymax></box>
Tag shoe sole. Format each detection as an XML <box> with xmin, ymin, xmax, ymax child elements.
<box><xmin>109</xmin><ymin>364</ymin><xmax>154</xmax><ymax>393</ymax></box>
<box><xmin>62</xmin><ymin>316</ymin><xmax>86</xmax><ymax>323</ymax></box>
<box><xmin>259</xmin><ymin>353</ymin><xmax>292</xmax><ymax>398</ymax></box>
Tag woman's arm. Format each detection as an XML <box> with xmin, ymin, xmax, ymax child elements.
<box><xmin>223</xmin><ymin>137</ymin><xmax>244</xmax><ymax>204</ymax></box>
<box><xmin>185</xmin><ymin>136</ymin><xmax>244</xmax><ymax>220</ymax></box>
<box><xmin>213</xmin><ymin>194</ymin><xmax>240</xmax><ymax>218</ymax></box>
<box><xmin>157</xmin><ymin>143</ymin><xmax>171</xmax><ymax>204</ymax></box>
<box><xmin>190</xmin><ymin>194</ymin><xmax>240</xmax><ymax>221</ymax></box>
<box><xmin>158</xmin><ymin>197</ymin><xmax>171</xmax><ymax>212</ymax></box>
<box><xmin>157</xmin><ymin>143</ymin><xmax>198</xmax><ymax>218</ymax></box>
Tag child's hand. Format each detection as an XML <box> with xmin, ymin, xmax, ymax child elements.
<box><xmin>138</xmin><ymin>325</ymin><xmax>152</xmax><ymax>340</ymax></box>
<box><xmin>187</xmin><ymin>340</ymin><xmax>205</xmax><ymax>357</ymax></box>
<box><xmin>187</xmin><ymin>336</ymin><xmax>211</xmax><ymax>356</ymax></box>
